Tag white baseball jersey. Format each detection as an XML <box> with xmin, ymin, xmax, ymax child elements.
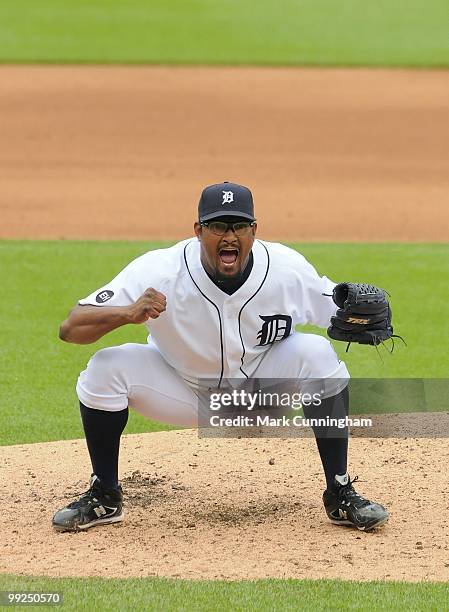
<box><xmin>79</xmin><ymin>239</ymin><xmax>338</xmax><ymax>387</ymax></box>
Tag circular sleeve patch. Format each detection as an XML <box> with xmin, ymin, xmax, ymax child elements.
<box><xmin>95</xmin><ymin>289</ymin><xmax>114</xmax><ymax>303</ymax></box>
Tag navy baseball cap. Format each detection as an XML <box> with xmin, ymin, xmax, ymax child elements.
<box><xmin>198</xmin><ymin>181</ymin><xmax>255</xmax><ymax>222</ymax></box>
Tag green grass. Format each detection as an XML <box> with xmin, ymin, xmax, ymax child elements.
<box><xmin>1</xmin><ymin>575</ymin><xmax>448</xmax><ymax>611</ymax></box>
<box><xmin>2</xmin><ymin>241</ymin><xmax>448</xmax><ymax>608</ymax></box>
<box><xmin>0</xmin><ymin>241</ymin><xmax>449</xmax><ymax>444</ymax></box>
<box><xmin>290</xmin><ymin>243</ymin><xmax>448</xmax><ymax>379</ymax></box>
<box><xmin>1</xmin><ymin>240</ymin><xmax>447</xmax><ymax>446</ymax></box>
<box><xmin>0</xmin><ymin>0</ymin><xmax>448</xmax><ymax>67</ymax></box>
<box><xmin>1</xmin><ymin>240</ymin><xmax>174</xmax><ymax>446</ymax></box>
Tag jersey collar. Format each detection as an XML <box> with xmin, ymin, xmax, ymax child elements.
<box><xmin>183</xmin><ymin>239</ymin><xmax>269</xmax><ymax>304</ymax></box>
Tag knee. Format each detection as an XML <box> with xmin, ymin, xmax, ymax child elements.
<box><xmin>88</xmin><ymin>347</ymin><xmax>116</xmax><ymax>370</ymax></box>
<box><xmin>85</xmin><ymin>347</ymin><xmax>125</xmax><ymax>380</ymax></box>
<box><xmin>298</xmin><ymin>334</ymin><xmax>340</xmax><ymax>377</ymax></box>
<box><xmin>77</xmin><ymin>346</ymin><xmax>131</xmax><ymax>410</ymax></box>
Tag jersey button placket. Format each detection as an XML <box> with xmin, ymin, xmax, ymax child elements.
<box><xmin>222</xmin><ymin>301</ymin><xmax>241</xmax><ymax>377</ymax></box>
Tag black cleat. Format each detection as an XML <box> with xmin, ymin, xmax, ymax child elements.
<box><xmin>52</xmin><ymin>475</ymin><xmax>124</xmax><ymax>532</ymax></box>
<box><xmin>323</xmin><ymin>474</ymin><xmax>389</xmax><ymax>531</ymax></box>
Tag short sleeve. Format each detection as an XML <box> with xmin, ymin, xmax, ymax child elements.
<box><xmin>78</xmin><ymin>259</ymin><xmax>144</xmax><ymax>307</ymax></box>
<box><xmin>295</xmin><ymin>254</ymin><xmax>338</xmax><ymax>328</ymax></box>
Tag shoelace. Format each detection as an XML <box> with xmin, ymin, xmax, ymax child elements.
<box><xmin>338</xmin><ymin>476</ymin><xmax>371</xmax><ymax>509</ymax></box>
<box><xmin>67</xmin><ymin>486</ymin><xmax>100</xmax><ymax>509</ymax></box>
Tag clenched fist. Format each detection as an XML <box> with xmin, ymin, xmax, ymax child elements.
<box><xmin>126</xmin><ymin>288</ymin><xmax>167</xmax><ymax>323</ymax></box>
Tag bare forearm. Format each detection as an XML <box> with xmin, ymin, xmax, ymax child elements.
<box><xmin>59</xmin><ymin>306</ymin><xmax>132</xmax><ymax>344</ymax></box>
<box><xmin>60</xmin><ymin>288</ymin><xmax>166</xmax><ymax>344</ymax></box>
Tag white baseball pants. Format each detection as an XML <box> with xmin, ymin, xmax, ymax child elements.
<box><xmin>76</xmin><ymin>333</ymin><xmax>349</xmax><ymax>427</ymax></box>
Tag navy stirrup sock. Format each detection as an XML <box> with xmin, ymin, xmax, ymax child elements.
<box><xmin>303</xmin><ymin>386</ymin><xmax>349</xmax><ymax>490</ymax></box>
<box><xmin>79</xmin><ymin>388</ymin><xmax>347</xmax><ymax>491</ymax></box>
<box><xmin>79</xmin><ymin>401</ymin><xmax>128</xmax><ymax>490</ymax></box>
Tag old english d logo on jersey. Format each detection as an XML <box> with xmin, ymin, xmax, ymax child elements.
<box><xmin>256</xmin><ymin>315</ymin><xmax>292</xmax><ymax>346</ymax></box>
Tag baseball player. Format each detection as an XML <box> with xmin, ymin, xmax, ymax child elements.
<box><xmin>53</xmin><ymin>181</ymin><xmax>391</xmax><ymax>532</ymax></box>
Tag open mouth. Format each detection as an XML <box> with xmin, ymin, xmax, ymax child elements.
<box><xmin>219</xmin><ymin>248</ymin><xmax>239</xmax><ymax>265</ymax></box>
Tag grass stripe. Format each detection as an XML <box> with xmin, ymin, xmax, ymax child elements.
<box><xmin>0</xmin><ymin>0</ymin><xmax>448</xmax><ymax>66</ymax></box>
<box><xmin>1</xmin><ymin>575</ymin><xmax>448</xmax><ymax>610</ymax></box>
<box><xmin>1</xmin><ymin>240</ymin><xmax>447</xmax><ymax>446</ymax></box>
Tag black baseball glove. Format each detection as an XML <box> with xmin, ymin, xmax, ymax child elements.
<box><xmin>327</xmin><ymin>282</ymin><xmax>393</xmax><ymax>347</ymax></box>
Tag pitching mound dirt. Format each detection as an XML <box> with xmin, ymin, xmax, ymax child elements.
<box><xmin>1</xmin><ymin>430</ymin><xmax>448</xmax><ymax>581</ymax></box>
<box><xmin>1</xmin><ymin>65</ymin><xmax>448</xmax><ymax>582</ymax></box>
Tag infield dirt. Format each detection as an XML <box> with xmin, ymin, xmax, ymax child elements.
<box><xmin>1</xmin><ymin>66</ymin><xmax>448</xmax><ymax>582</ymax></box>
<box><xmin>1</xmin><ymin>66</ymin><xmax>448</xmax><ymax>241</ymax></box>
<box><xmin>2</xmin><ymin>431</ymin><xmax>449</xmax><ymax>581</ymax></box>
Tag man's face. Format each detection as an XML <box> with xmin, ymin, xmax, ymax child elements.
<box><xmin>194</xmin><ymin>216</ymin><xmax>257</xmax><ymax>279</ymax></box>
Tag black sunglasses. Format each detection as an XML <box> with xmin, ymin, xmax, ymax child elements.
<box><xmin>201</xmin><ymin>220</ymin><xmax>255</xmax><ymax>236</ymax></box>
